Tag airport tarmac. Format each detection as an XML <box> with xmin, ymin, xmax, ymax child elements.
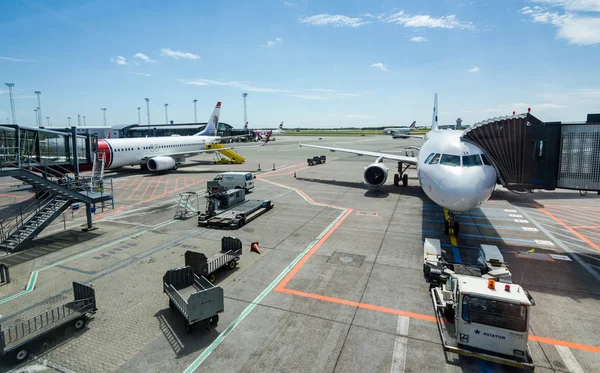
<box><xmin>1</xmin><ymin>135</ymin><xmax>599</xmax><ymax>373</ymax></box>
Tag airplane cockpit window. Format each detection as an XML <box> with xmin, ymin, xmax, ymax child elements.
<box><xmin>424</xmin><ymin>153</ymin><xmax>436</xmax><ymax>164</ymax></box>
<box><xmin>462</xmin><ymin>154</ymin><xmax>483</xmax><ymax>167</ymax></box>
<box><xmin>480</xmin><ymin>153</ymin><xmax>493</xmax><ymax>166</ymax></box>
<box><xmin>429</xmin><ymin>153</ymin><xmax>441</xmax><ymax>164</ymax></box>
<box><xmin>440</xmin><ymin>154</ymin><xmax>461</xmax><ymax>166</ymax></box>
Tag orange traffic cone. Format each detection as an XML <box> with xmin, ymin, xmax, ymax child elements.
<box><xmin>251</xmin><ymin>242</ymin><xmax>261</xmax><ymax>254</ymax></box>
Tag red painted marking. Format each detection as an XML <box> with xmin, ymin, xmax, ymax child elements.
<box><xmin>97</xmin><ymin>140</ymin><xmax>112</xmax><ymax>169</ymax></box>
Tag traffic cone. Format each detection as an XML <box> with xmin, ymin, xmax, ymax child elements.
<box><xmin>251</xmin><ymin>242</ymin><xmax>261</xmax><ymax>254</ymax></box>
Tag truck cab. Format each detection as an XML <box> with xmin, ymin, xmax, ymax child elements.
<box><xmin>451</xmin><ymin>276</ymin><xmax>532</xmax><ymax>361</ymax></box>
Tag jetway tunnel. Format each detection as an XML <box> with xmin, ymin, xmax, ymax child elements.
<box><xmin>461</xmin><ymin>113</ymin><xmax>600</xmax><ymax>192</ymax></box>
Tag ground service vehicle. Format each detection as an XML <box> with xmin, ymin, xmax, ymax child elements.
<box><xmin>163</xmin><ymin>266</ymin><xmax>224</xmax><ymax>333</ymax></box>
<box><xmin>307</xmin><ymin>155</ymin><xmax>326</xmax><ymax>166</ymax></box>
<box><xmin>213</xmin><ymin>172</ymin><xmax>255</xmax><ymax>192</ymax></box>
<box><xmin>0</xmin><ymin>282</ymin><xmax>97</xmax><ymax>363</ymax></box>
<box><xmin>184</xmin><ymin>236</ymin><xmax>242</xmax><ymax>283</ymax></box>
<box><xmin>423</xmin><ymin>238</ymin><xmax>535</xmax><ymax>370</ymax></box>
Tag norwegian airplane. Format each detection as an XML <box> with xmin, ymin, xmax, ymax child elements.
<box><xmin>254</xmin><ymin>121</ymin><xmax>284</xmax><ymax>140</ymax></box>
<box><xmin>97</xmin><ymin>102</ymin><xmax>267</xmax><ymax>172</ymax></box>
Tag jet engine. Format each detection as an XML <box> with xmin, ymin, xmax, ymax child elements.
<box><xmin>364</xmin><ymin>161</ymin><xmax>388</xmax><ymax>187</ymax></box>
<box><xmin>147</xmin><ymin>156</ymin><xmax>176</xmax><ymax>172</ymax></box>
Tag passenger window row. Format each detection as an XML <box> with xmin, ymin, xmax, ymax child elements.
<box><xmin>424</xmin><ymin>152</ymin><xmax>492</xmax><ymax>167</ymax></box>
<box><xmin>115</xmin><ymin>143</ymin><xmax>195</xmax><ymax>152</ymax></box>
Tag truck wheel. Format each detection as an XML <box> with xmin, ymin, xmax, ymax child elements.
<box><xmin>185</xmin><ymin>320</ymin><xmax>192</xmax><ymax>334</ymax></box>
<box><xmin>228</xmin><ymin>260</ymin><xmax>237</xmax><ymax>269</ymax></box>
<box><xmin>73</xmin><ymin>317</ymin><xmax>86</xmax><ymax>330</ymax></box>
<box><xmin>211</xmin><ymin>314</ymin><xmax>219</xmax><ymax>325</ymax></box>
<box><xmin>15</xmin><ymin>347</ymin><xmax>28</xmax><ymax>362</ymax></box>
<box><xmin>208</xmin><ymin>273</ymin><xmax>216</xmax><ymax>283</ymax></box>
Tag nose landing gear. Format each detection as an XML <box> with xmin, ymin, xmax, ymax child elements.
<box><xmin>443</xmin><ymin>209</ymin><xmax>460</xmax><ymax>236</ymax></box>
<box><xmin>393</xmin><ymin>162</ymin><xmax>410</xmax><ymax>187</ymax></box>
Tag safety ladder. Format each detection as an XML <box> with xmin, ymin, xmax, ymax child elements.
<box><xmin>90</xmin><ymin>152</ymin><xmax>105</xmax><ymax>192</ymax></box>
<box><xmin>174</xmin><ymin>192</ymin><xmax>199</xmax><ymax>219</ymax></box>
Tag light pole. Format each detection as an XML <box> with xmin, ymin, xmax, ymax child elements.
<box><xmin>83</xmin><ymin>116</ymin><xmax>87</xmax><ymax>126</ymax></box>
<box><xmin>101</xmin><ymin>108</ymin><xmax>107</xmax><ymax>126</ymax></box>
<box><xmin>78</xmin><ymin>114</ymin><xmax>81</xmax><ymax>127</ymax></box>
<box><xmin>46</xmin><ymin>116</ymin><xmax>50</xmax><ymax>126</ymax></box>
<box><xmin>4</xmin><ymin>83</ymin><xmax>16</xmax><ymax>124</ymax></box>
<box><xmin>193</xmin><ymin>99</ymin><xmax>198</xmax><ymax>123</ymax></box>
<box><xmin>34</xmin><ymin>91</ymin><xmax>42</xmax><ymax>127</ymax></box>
<box><xmin>137</xmin><ymin>107</ymin><xmax>141</xmax><ymax>125</ymax></box>
<box><xmin>34</xmin><ymin>108</ymin><xmax>39</xmax><ymax>127</ymax></box>
<box><xmin>145</xmin><ymin>98</ymin><xmax>150</xmax><ymax>135</ymax></box>
<box><xmin>242</xmin><ymin>93</ymin><xmax>248</xmax><ymax>129</ymax></box>
<box><xmin>164</xmin><ymin>103</ymin><xmax>169</xmax><ymax>124</ymax></box>
<box><xmin>67</xmin><ymin>116</ymin><xmax>71</xmax><ymax>126</ymax></box>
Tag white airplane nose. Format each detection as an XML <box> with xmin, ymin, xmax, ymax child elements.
<box><xmin>436</xmin><ymin>178</ymin><xmax>485</xmax><ymax>212</ymax></box>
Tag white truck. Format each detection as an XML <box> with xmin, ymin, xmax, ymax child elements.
<box><xmin>423</xmin><ymin>238</ymin><xmax>536</xmax><ymax>371</ymax></box>
<box><xmin>212</xmin><ymin>172</ymin><xmax>256</xmax><ymax>193</ymax></box>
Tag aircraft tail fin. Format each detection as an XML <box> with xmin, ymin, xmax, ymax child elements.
<box><xmin>194</xmin><ymin>101</ymin><xmax>221</xmax><ymax>136</ymax></box>
<box><xmin>409</xmin><ymin>121</ymin><xmax>416</xmax><ymax>129</ymax></box>
<box><xmin>243</xmin><ymin>121</ymin><xmax>248</xmax><ymax>130</ymax></box>
<box><xmin>431</xmin><ymin>93</ymin><xmax>439</xmax><ymax>132</ymax></box>
<box><xmin>279</xmin><ymin>121</ymin><xmax>283</xmax><ymax>129</ymax></box>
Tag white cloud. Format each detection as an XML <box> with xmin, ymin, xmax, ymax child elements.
<box><xmin>134</xmin><ymin>53</ymin><xmax>156</xmax><ymax>63</ymax></box>
<box><xmin>371</xmin><ymin>62</ymin><xmax>389</xmax><ymax>72</ymax></box>
<box><xmin>283</xmin><ymin>1</ymin><xmax>295</xmax><ymax>7</ymax></box>
<box><xmin>386</xmin><ymin>11</ymin><xmax>475</xmax><ymax>30</ymax></box>
<box><xmin>522</xmin><ymin>3</ymin><xmax>600</xmax><ymax>45</ymax></box>
<box><xmin>180</xmin><ymin>79</ymin><xmax>284</xmax><ymax>93</ymax></box>
<box><xmin>130</xmin><ymin>72</ymin><xmax>152</xmax><ymax>77</ymax></box>
<box><xmin>344</xmin><ymin>114</ymin><xmax>374</xmax><ymax>119</ymax></box>
<box><xmin>0</xmin><ymin>56</ymin><xmax>36</xmax><ymax>62</ymax></box>
<box><xmin>160</xmin><ymin>48</ymin><xmax>200</xmax><ymax>60</ymax></box>
<box><xmin>468</xmin><ymin>66</ymin><xmax>480</xmax><ymax>72</ymax></box>
<box><xmin>530</xmin><ymin>0</ymin><xmax>600</xmax><ymax>12</ymax></box>
<box><xmin>110</xmin><ymin>56</ymin><xmax>127</xmax><ymax>65</ymax></box>
<box><xmin>335</xmin><ymin>93</ymin><xmax>361</xmax><ymax>97</ymax></box>
<box><xmin>266</xmin><ymin>37</ymin><xmax>283</xmax><ymax>47</ymax></box>
<box><xmin>287</xmin><ymin>93</ymin><xmax>328</xmax><ymax>100</ymax></box>
<box><xmin>409</xmin><ymin>36</ymin><xmax>427</xmax><ymax>42</ymax></box>
<box><xmin>306</xmin><ymin>88</ymin><xmax>337</xmax><ymax>93</ymax></box>
<box><xmin>298</xmin><ymin>14</ymin><xmax>371</xmax><ymax>27</ymax></box>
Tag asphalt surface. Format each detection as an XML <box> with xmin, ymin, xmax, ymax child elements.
<box><xmin>0</xmin><ymin>135</ymin><xmax>599</xmax><ymax>373</ymax></box>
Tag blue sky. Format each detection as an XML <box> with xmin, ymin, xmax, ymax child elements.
<box><xmin>1</xmin><ymin>0</ymin><xmax>599</xmax><ymax>129</ymax></box>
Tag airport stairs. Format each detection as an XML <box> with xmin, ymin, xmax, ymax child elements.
<box><xmin>205</xmin><ymin>144</ymin><xmax>246</xmax><ymax>164</ymax></box>
<box><xmin>0</xmin><ymin>194</ymin><xmax>71</xmax><ymax>252</ymax></box>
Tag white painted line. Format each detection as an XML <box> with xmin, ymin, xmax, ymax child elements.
<box><xmin>535</xmin><ymin>240</ymin><xmax>555</xmax><ymax>246</ymax></box>
<box><xmin>509</xmin><ymin>214</ymin><xmax>523</xmax><ymax>218</ymax></box>
<box><xmin>514</xmin><ymin>206</ymin><xmax>600</xmax><ymax>282</ymax></box>
<box><xmin>391</xmin><ymin>316</ymin><xmax>410</xmax><ymax>373</ymax></box>
<box><xmin>522</xmin><ymin>227</ymin><xmax>539</xmax><ymax>232</ymax></box>
<box><xmin>555</xmin><ymin>345</ymin><xmax>585</xmax><ymax>373</ymax></box>
<box><xmin>514</xmin><ymin>219</ymin><xmax>529</xmax><ymax>223</ymax></box>
<box><xmin>504</xmin><ymin>209</ymin><xmax>517</xmax><ymax>212</ymax></box>
<box><xmin>550</xmin><ymin>254</ymin><xmax>572</xmax><ymax>261</ymax></box>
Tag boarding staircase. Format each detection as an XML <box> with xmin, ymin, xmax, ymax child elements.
<box><xmin>205</xmin><ymin>144</ymin><xmax>246</xmax><ymax>164</ymax></box>
<box><xmin>90</xmin><ymin>152</ymin><xmax>105</xmax><ymax>192</ymax></box>
<box><xmin>0</xmin><ymin>154</ymin><xmax>113</xmax><ymax>252</ymax></box>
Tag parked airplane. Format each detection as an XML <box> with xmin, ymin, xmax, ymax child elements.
<box><xmin>382</xmin><ymin>121</ymin><xmax>416</xmax><ymax>137</ymax></box>
<box><xmin>300</xmin><ymin>94</ymin><xmax>497</xmax><ymax>236</ymax></box>
<box><xmin>97</xmin><ymin>102</ymin><xmax>268</xmax><ymax>172</ymax></box>
<box><xmin>392</xmin><ymin>122</ymin><xmax>417</xmax><ymax>139</ymax></box>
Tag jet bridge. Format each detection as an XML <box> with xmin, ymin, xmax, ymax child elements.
<box><xmin>461</xmin><ymin>113</ymin><xmax>600</xmax><ymax>192</ymax></box>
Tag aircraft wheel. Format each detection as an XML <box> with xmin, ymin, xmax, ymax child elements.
<box><xmin>444</xmin><ymin>221</ymin><xmax>449</xmax><ymax>235</ymax></box>
<box><xmin>173</xmin><ymin>165</ymin><xmax>178</xmax><ymax>171</ymax></box>
<box><xmin>394</xmin><ymin>174</ymin><xmax>400</xmax><ymax>186</ymax></box>
<box><xmin>402</xmin><ymin>174</ymin><xmax>408</xmax><ymax>186</ymax></box>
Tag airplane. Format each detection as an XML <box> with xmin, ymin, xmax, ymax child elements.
<box><xmin>382</xmin><ymin>121</ymin><xmax>416</xmax><ymax>137</ymax></box>
<box><xmin>300</xmin><ymin>94</ymin><xmax>497</xmax><ymax>236</ymax></box>
<box><xmin>254</xmin><ymin>121</ymin><xmax>284</xmax><ymax>140</ymax></box>
<box><xmin>97</xmin><ymin>102</ymin><xmax>269</xmax><ymax>172</ymax></box>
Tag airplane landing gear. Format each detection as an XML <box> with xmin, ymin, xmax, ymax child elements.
<box><xmin>444</xmin><ymin>210</ymin><xmax>460</xmax><ymax>236</ymax></box>
<box><xmin>394</xmin><ymin>162</ymin><xmax>410</xmax><ymax>187</ymax></box>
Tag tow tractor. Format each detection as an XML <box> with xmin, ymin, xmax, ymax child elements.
<box><xmin>423</xmin><ymin>238</ymin><xmax>536</xmax><ymax>371</ymax></box>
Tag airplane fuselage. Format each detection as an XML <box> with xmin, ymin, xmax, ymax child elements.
<box><xmin>416</xmin><ymin>130</ymin><xmax>496</xmax><ymax>212</ymax></box>
<box><xmin>98</xmin><ymin>135</ymin><xmax>220</xmax><ymax>169</ymax></box>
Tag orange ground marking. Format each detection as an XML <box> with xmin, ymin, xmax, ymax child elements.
<box><xmin>536</xmin><ymin>205</ymin><xmax>600</xmax><ymax>253</ymax></box>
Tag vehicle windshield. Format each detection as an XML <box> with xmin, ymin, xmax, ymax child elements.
<box><xmin>462</xmin><ymin>154</ymin><xmax>483</xmax><ymax>167</ymax></box>
<box><xmin>245</xmin><ymin>173</ymin><xmax>253</xmax><ymax>181</ymax></box>
<box><xmin>462</xmin><ymin>296</ymin><xmax>528</xmax><ymax>332</ymax></box>
<box><xmin>440</xmin><ymin>154</ymin><xmax>461</xmax><ymax>166</ymax></box>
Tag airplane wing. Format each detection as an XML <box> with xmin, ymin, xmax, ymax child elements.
<box><xmin>299</xmin><ymin>143</ymin><xmax>418</xmax><ymax>165</ymax></box>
